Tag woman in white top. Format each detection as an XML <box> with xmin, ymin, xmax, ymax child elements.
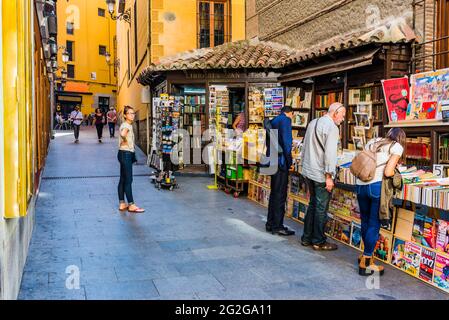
<box><xmin>117</xmin><ymin>105</ymin><xmax>145</xmax><ymax>213</ymax></box>
<box><xmin>356</xmin><ymin>128</ymin><xmax>406</xmax><ymax>276</ymax></box>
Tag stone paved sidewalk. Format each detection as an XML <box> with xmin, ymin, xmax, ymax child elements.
<box><xmin>18</xmin><ymin>126</ymin><xmax>448</xmax><ymax>300</ymax></box>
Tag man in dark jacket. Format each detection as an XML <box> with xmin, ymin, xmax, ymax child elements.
<box><xmin>266</xmin><ymin>106</ymin><xmax>295</xmax><ymax>236</ymax></box>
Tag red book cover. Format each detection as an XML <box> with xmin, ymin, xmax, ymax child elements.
<box><xmin>422</xmin><ymin>101</ymin><xmax>437</xmax><ymax>119</ymax></box>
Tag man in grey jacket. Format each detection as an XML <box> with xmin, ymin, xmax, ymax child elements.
<box><xmin>300</xmin><ymin>102</ymin><xmax>346</xmax><ymax>250</ymax></box>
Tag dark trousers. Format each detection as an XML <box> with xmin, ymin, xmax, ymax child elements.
<box><xmin>117</xmin><ymin>150</ymin><xmax>134</xmax><ymax>204</ymax></box>
<box><xmin>73</xmin><ymin>124</ymin><xmax>80</xmax><ymax>139</ymax></box>
<box><xmin>267</xmin><ymin>168</ymin><xmax>289</xmax><ymax>231</ymax></box>
<box><xmin>108</xmin><ymin>123</ymin><xmax>116</xmax><ymax>137</ymax></box>
<box><xmin>356</xmin><ymin>182</ymin><xmax>382</xmax><ymax>256</ymax></box>
<box><xmin>96</xmin><ymin>124</ymin><xmax>104</xmax><ymax>139</ymax></box>
<box><xmin>301</xmin><ymin>177</ymin><xmax>331</xmax><ymax>245</ymax></box>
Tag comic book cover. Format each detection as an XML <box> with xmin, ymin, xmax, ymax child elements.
<box><xmin>409</xmin><ymin>68</ymin><xmax>449</xmax><ymax>120</ymax></box>
<box><xmin>350</xmin><ymin>221</ymin><xmax>362</xmax><ymax>249</ymax></box>
<box><xmin>433</xmin><ymin>253</ymin><xmax>449</xmax><ymax>292</ymax></box>
<box><xmin>290</xmin><ymin>175</ymin><xmax>300</xmax><ymax>195</ymax></box>
<box><xmin>436</xmin><ymin>220</ymin><xmax>449</xmax><ymax>254</ymax></box>
<box><xmin>324</xmin><ymin>216</ymin><xmax>336</xmax><ymax>237</ymax></box>
<box><xmin>392</xmin><ymin>238</ymin><xmax>406</xmax><ymax>269</ymax></box>
<box><xmin>422</xmin><ymin>217</ymin><xmax>438</xmax><ymax>249</ymax></box>
<box><xmin>412</xmin><ymin>214</ymin><xmax>425</xmax><ymax>244</ymax></box>
<box><xmin>298</xmin><ymin>202</ymin><xmax>307</xmax><ymax>222</ymax></box>
<box><xmin>419</xmin><ymin>247</ymin><xmax>436</xmax><ymax>283</ymax></box>
<box><xmin>403</xmin><ymin>241</ymin><xmax>422</xmax><ymax>277</ymax></box>
<box><xmin>291</xmin><ymin>201</ymin><xmax>299</xmax><ymax>219</ymax></box>
<box><xmin>340</xmin><ymin>220</ymin><xmax>351</xmax><ymax>244</ymax></box>
<box><xmin>331</xmin><ymin>218</ymin><xmax>343</xmax><ymax>240</ymax></box>
<box><xmin>374</xmin><ymin>230</ymin><xmax>392</xmax><ymax>262</ymax></box>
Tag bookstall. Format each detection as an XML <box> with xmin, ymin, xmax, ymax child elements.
<box><xmin>138</xmin><ymin>38</ymin><xmax>449</xmax><ymax>293</ymax></box>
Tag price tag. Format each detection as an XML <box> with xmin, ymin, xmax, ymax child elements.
<box><xmin>433</xmin><ymin>164</ymin><xmax>449</xmax><ymax>178</ymax></box>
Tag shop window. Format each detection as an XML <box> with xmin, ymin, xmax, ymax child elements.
<box><xmin>197</xmin><ymin>0</ymin><xmax>230</xmax><ymax>48</ymax></box>
<box><xmin>98</xmin><ymin>8</ymin><xmax>105</xmax><ymax>17</ymax></box>
<box><xmin>66</xmin><ymin>40</ymin><xmax>74</xmax><ymax>61</ymax></box>
<box><xmin>99</xmin><ymin>45</ymin><xmax>107</xmax><ymax>56</ymax></box>
<box><xmin>413</xmin><ymin>0</ymin><xmax>449</xmax><ymax>71</ymax></box>
<box><xmin>67</xmin><ymin>64</ymin><xmax>75</xmax><ymax>78</ymax></box>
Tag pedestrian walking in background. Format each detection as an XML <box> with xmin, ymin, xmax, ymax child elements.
<box><xmin>107</xmin><ymin>107</ymin><xmax>118</xmax><ymax>138</ymax></box>
<box><xmin>69</xmin><ymin>105</ymin><xmax>83</xmax><ymax>143</ymax></box>
<box><xmin>300</xmin><ymin>102</ymin><xmax>346</xmax><ymax>251</ymax></box>
<box><xmin>93</xmin><ymin>108</ymin><xmax>106</xmax><ymax>143</ymax></box>
<box><xmin>118</xmin><ymin>105</ymin><xmax>145</xmax><ymax>213</ymax></box>
<box><xmin>355</xmin><ymin>128</ymin><xmax>406</xmax><ymax>276</ymax></box>
<box><xmin>266</xmin><ymin>106</ymin><xmax>296</xmax><ymax>236</ymax></box>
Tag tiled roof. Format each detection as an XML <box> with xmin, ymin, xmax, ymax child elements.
<box><xmin>137</xmin><ymin>19</ymin><xmax>416</xmax><ymax>84</ymax></box>
<box><xmin>285</xmin><ymin>17</ymin><xmax>416</xmax><ymax>64</ymax></box>
<box><xmin>137</xmin><ymin>39</ymin><xmax>300</xmax><ymax>84</ymax></box>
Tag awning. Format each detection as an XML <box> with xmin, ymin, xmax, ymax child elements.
<box><xmin>64</xmin><ymin>81</ymin><xmax>90</xmax><ymax>93</ymax></box>
<box><xmin>279</xmin><ymin>48</ymin><xmax>381</xmax><ymax>82</ymax></box>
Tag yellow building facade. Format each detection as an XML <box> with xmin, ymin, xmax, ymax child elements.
<box><xmin>116</xmin><ymin>0</ymin><xmax>245</xmax><ymax>151</ymax></box>
<box><xmin>1</xmin><ymin>0</ymin><xmax>54</xmax><ymax>299</ymax></box>
<box><xmin>56</xmin><ymin>0</ymin><xmax>117</xmax><ymax>117</ymax></box>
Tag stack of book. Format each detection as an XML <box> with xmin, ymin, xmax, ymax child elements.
<box><xmin>315</xmin><ymin>91</ymin><xmax>343</xmax><ymax>108</ymax></box>
<box><xmin>406</xmin><ymin>137</ymin><xmax>431</xmax><ymax>161</ymax></box>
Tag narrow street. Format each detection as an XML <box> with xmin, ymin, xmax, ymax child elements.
<box><xmin>18</xmin><ymin>126</ymin><xmax>445</xmax><ymax>300</ymax></box>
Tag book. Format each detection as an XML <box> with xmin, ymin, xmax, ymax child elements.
<box><xmin>419</xmin><ymin>247</ymin><xmax>436</xmax><ymax>283</ymax></box>
<box><xmin>403</xmin><ymin>241</ymin><xmax>422</xmax><ymax>277</ymax></box>
<box><xmin>433</xmin><ymin>253</ymin><xmax>449</xmax><ymax>292</ymax></box>
<box><xmin>298</xmin><ymin>202</ymin><xmax>307</xmax><ymax>222</ymax></box>
<box><xmin>373</xmin><ymin>230</ymin><xmax>392</xmax><ymax>262</ymax></box>
<box><xmin>412</xmin><ymin>214</ymin><xmax>425</xmax><ymax>244</ymax></box>
<box><xmin>350</xmin><ymin>221</ymin><xmax>362</xmax><ymax>249</ymax></box>
<box><xmin>392</xmin><ymin>238</ymin><xmax>407</xmax><ymax>269</ymax></box>
<box><xmin>436</xmin><ymin>220</ymin><xmax>449</xmax><ymax>254</ymax></box>
<box><xmin>422</xmin><ymin>217</ymin><xmax>438</xmax><ymax>249</ymax></box>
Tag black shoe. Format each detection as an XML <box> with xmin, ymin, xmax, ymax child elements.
<box><xmin>272</xmin><ymin>228</ymin><xmax>295</xmax><ymax>236</ymax></box>
<box><xmin>266</xmin><ymin>225</ymin><xmax>289</xmax><ymax>232</ymax></box>
<box><xmin>300</xmin><ymin>240</ymin><xmax>312</xmax><ymax>247</ymax></box>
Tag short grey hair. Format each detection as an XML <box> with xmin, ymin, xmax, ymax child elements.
<box><xmin>328</xmin><ymin>102</ymin><xmax>345</xmax><ymax>115</ymax></box>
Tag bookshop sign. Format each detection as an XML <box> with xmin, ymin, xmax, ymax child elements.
<box><xmin>185</xmin><ymin>71</ymin><xmax>279</xmax><ymax>80</ymax></box>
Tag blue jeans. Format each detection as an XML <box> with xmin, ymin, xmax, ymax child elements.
<box><xmin>108</xmin><ymin>123</ymin><xmax>116</xmax><ymax>137</ymax></box>
<box><xmin>301</xmin><ymin>177</ymin><xmax>331</xmax><ymax>245</ymax></box>
<box><xmin>118</xmin><ymin>150</ymin><xmax>134</xmax><ymax>204</ymax></box>
<box><xmin>356</xmin><ymin>182</ymin><xmax>382</xmax><ymax>256</ymax></box>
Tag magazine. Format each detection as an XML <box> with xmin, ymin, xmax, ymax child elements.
<box><xmin>403</xmin><ymin>241</ymin><xmax>422</xmax><ymax>277</ymax></box>
<box><xmin>419</xmin><ymin>247</ymin><xmax>436</xmax><ymax>283</ymax></box>
<box><xmin>437</xmin><ymin>220</ymin><xmax>449</xmax><ymax>254</ymax></box>
<box><xmin>433</xmin><ymin>253</ymin><xmax>449</xmax><ymax>292</ymax></box>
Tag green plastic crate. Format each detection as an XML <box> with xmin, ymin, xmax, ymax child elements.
<box><xmin>226</xmin><ymin>165</ymin><xmax>243</xmax><ymax>180</ymax></box>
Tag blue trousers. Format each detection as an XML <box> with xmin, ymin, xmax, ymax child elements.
<box><xmin>118</xmin><ymin>150</ymin><xmax>134</xmax><ymax>204</ymax></box>
<box><xmin>356</xmin><ymin>182</ymin><xmax>382</xmax><ymax>256</ymax></box>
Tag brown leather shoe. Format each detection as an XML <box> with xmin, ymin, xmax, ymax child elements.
<box><xmin>312</xmin><ymin>241</ymin><xmax>338</xmax><ymax>251</ymax></box>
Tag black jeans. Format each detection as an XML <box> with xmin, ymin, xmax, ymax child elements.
<box><xmin>301</xmin><ymin>177</ymin><xmax>332</xmax><ymax>245</ymax></box>
<box><xmin>108</xmin><ymin>123</ymin><xmax>116</xmax><ymax>137</ymax></box>
<box><xmin>267</xmin><ymin>168</ymin><xmax>289</xmax><ymax>231</ymax></box>
<box><xmin>117</xmin><ymin>150</ymin><xmax>134</xmax><ymax>204</ymax></box>
<box><xmin>73</xmin><ymin>124</ymin><xmax>80</xmax><ymax>139</ymax></box>
<box><xmin>96</xmin><ymin>124</ymin><xmax>104</xmax><ymax>139</ymax></box>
